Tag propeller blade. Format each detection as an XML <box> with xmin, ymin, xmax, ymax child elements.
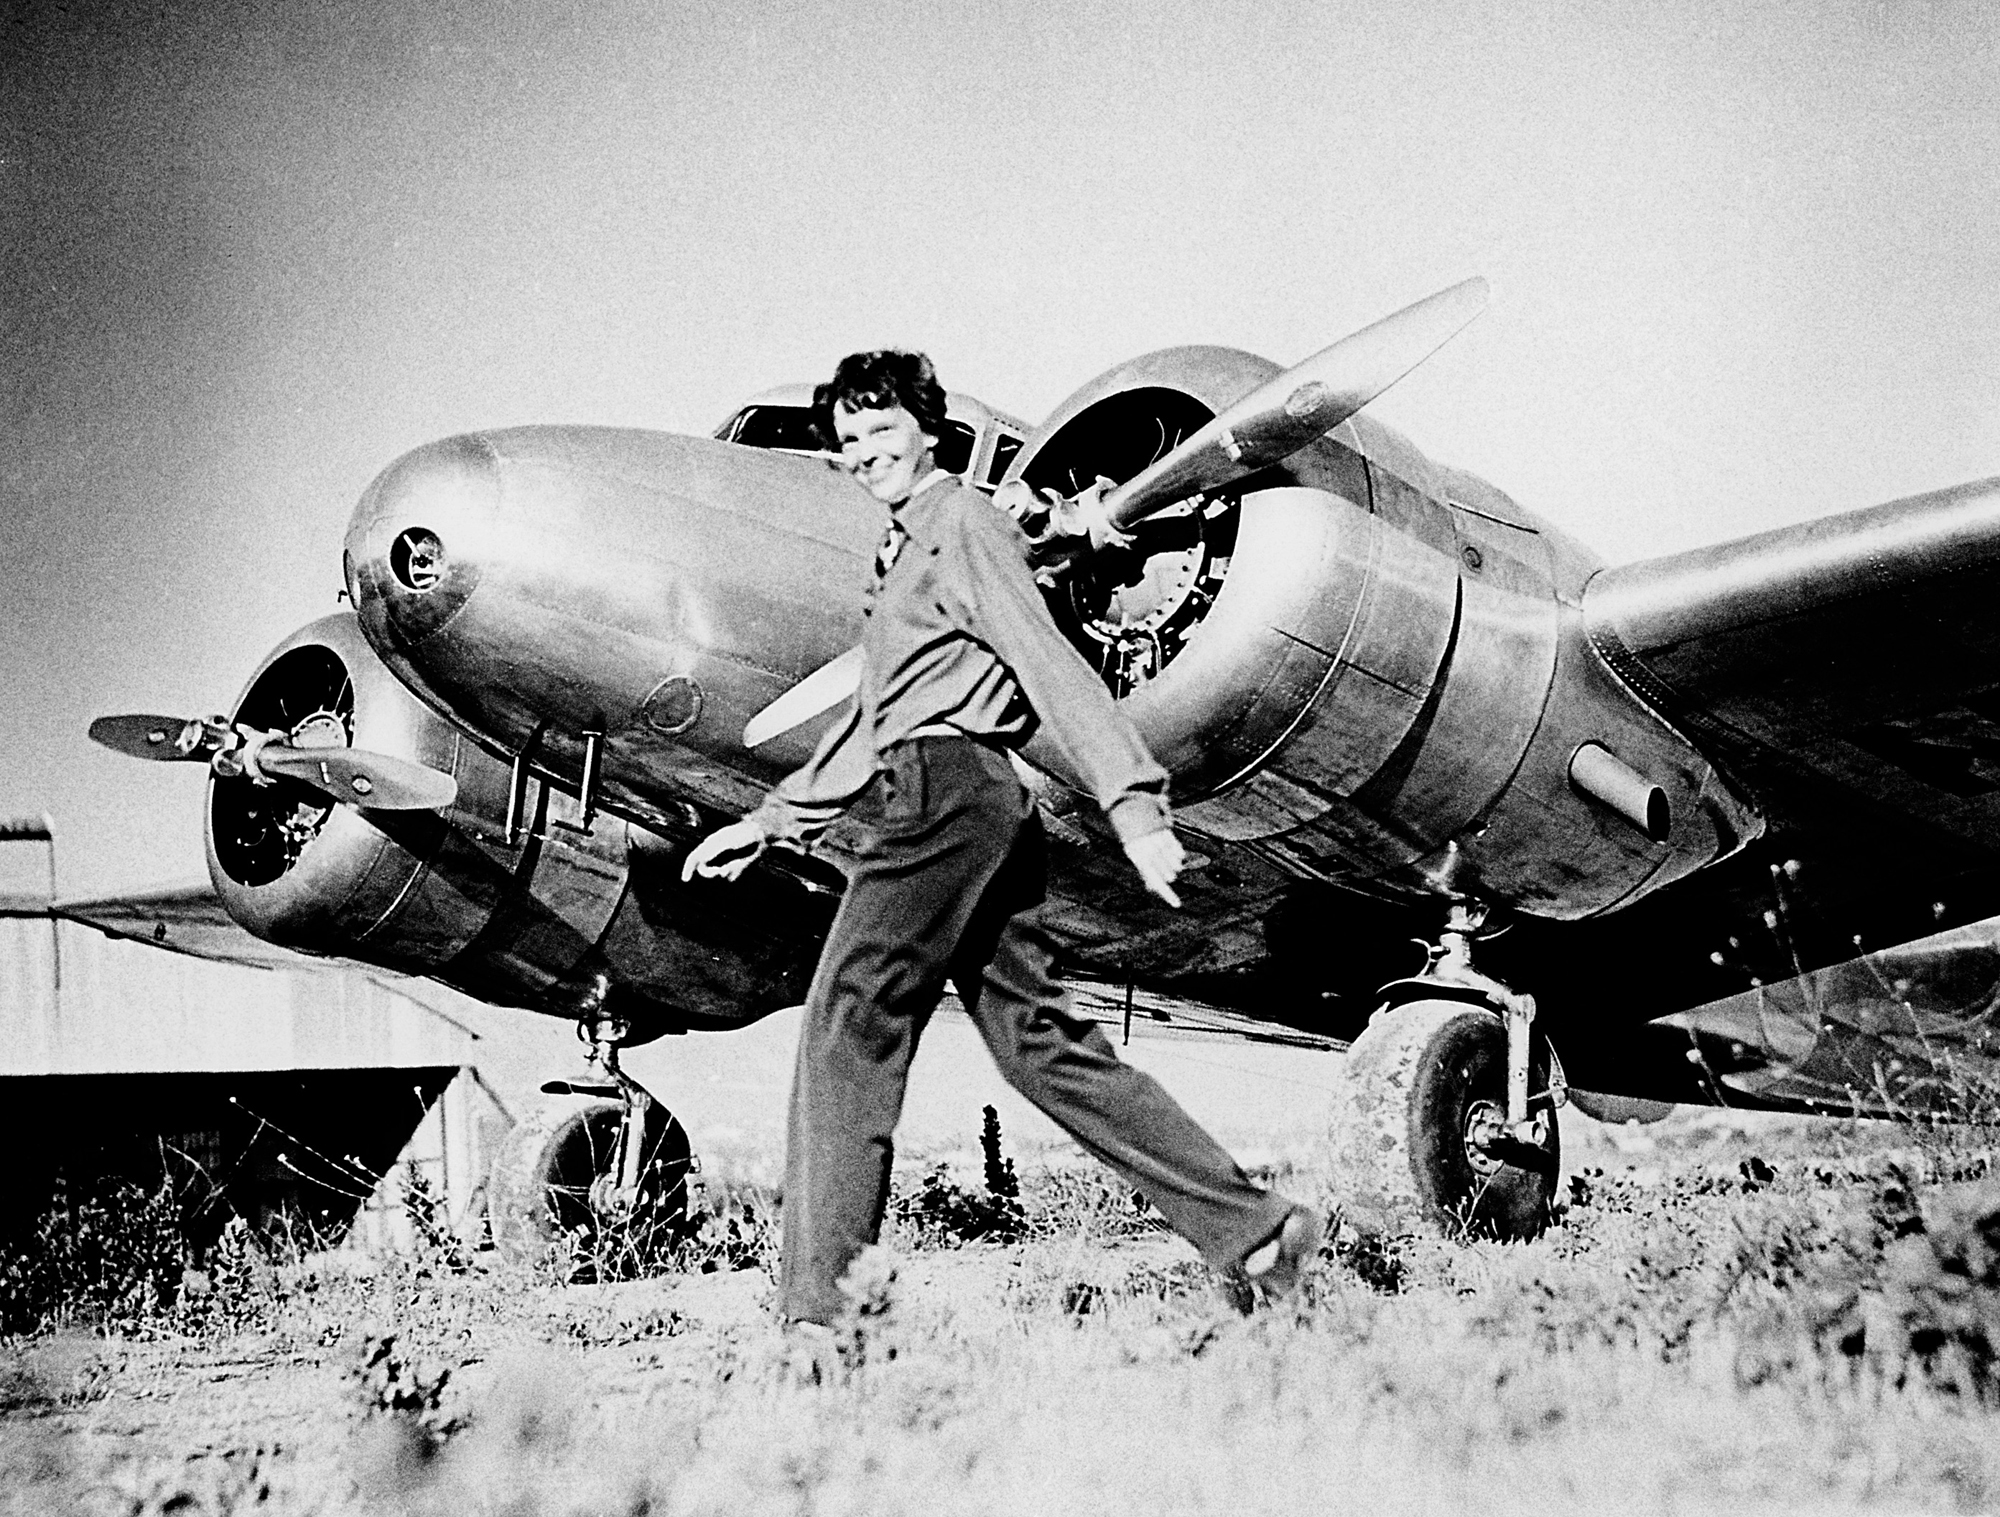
<box><xmin>743</xmin><ymin>646</ymin><xmax>865</xmax><ymax>748</ymax></box>
<box><xmin>1102</xmin><ymin>276</ymin><xmax>1489</xmax><ymax>528</ymax></box>
<box><xmin>92</xmin><ymin>711</ymin><xmax>454</xmax><ymax>809</ymax></box>
<box><xmin>253</xmin><ymin>744</ymin><xmax>459</xmax><ymax>811</ymax></box>
<box><xmin>89</xmin><ymin>714</ymin><xmax>217</xmax><ymax>761</ymax></box>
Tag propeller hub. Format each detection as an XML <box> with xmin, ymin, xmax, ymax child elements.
<box><xmin>289</xmin><ymin>710</ymin><xmax>349</xmax><ymax>750</ymax></box>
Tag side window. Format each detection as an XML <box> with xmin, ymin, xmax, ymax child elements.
<box><xmin>986</xmin><ymin>433</ymin><xmax>1024</xmax><ymax>486</ymax></box>
<box><xmin>934</xmin><ymin>419</ymin><xmax>977</xmax><ymax>477</ymax></box>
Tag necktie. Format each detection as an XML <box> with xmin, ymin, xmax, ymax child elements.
<box><xmin>874</xmin><ymin>518</ymin><xmax>908</xmax><ymax>581</ymax></box>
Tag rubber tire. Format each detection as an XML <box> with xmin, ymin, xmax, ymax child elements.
<box><xmin>1326</xmin><ymin>999</ymin><xmax>1560</xmax><ymax>1242</ymax></box>
<box><xmin>486</xmin><ymin>1096</ymin><xmax>693</xmax><ymax>1270</ymax></box>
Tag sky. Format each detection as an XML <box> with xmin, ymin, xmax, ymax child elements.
<box><xmin>4</xmin><ymin>0</ymin><xmax>1998</xmax><ymax>896</ymax></box>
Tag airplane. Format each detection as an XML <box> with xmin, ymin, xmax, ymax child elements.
<box><xmin>75</xmin><ymin>277</ymin><xmax>2000</xmax><ymax>1254</ymax></box>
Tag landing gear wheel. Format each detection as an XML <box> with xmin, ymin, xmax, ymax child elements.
<box><xmin>1326</xmin><ymin>999</ymin><xmax>1560</xmax><ymax>1241</ymax></box>
<box><xmin>486</xmin><ymin>1096</ymin><xmax>694</xmax><ymax>1278</ymax></box>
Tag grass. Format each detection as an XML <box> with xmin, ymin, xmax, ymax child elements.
<box><xmin>3</xmin><ymin>1109</ymin><xmax>1999</xmax><ymax>1515</ymax></box>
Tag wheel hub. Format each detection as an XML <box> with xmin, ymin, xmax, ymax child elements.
<box><xmin>1464</xmin><ymin>1098</ymin><xmax>1508</xmax><ymax>1176</ymax></box>
<box><xmin>588</xmin><ymin>1172</ymin><xmax>636</xmax><ymax>1220</ymax></box>
<box><xmin>1465</xmin><ymin>1098</ymin><xmax>1552</xmax><ymax>1175</ymax></box>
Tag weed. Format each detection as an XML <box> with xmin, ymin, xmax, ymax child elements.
<box><xmin>981</xmin><ymin>1103</ymin><xmax>1021</xmax><ymax>1203</ymax></box>
<box><xmin>1117</xmin><ymin>1255</ymin><xmax>1212</xmax><ymax>1303</ymax></box>
<box><xmin>398</xmin><ymin>1164</ymin><xmax>471</xmax><ymax>1276</ymax></box>
<box><xmin>537</xmin><ymin>1210</ymin><xmax>674</xmax><ymax>1287</ymax></box>
<box><xmin>1335</xmin><ymin>1228</ymin><xmax>1408</xmax><ymax>1294</ymax></box>
<box><xmin>1722</xmin><ymin>1157</ymin><xmax>2000</xmax><ymax>1405</ymax></box>
<box><xmin>892</xmin><ymin>1105</ymin><xmax>1028</xmax><ymax>1247</ymax></box>
<box><xmin>173</xmin><ymin>1217</ymin><xmax>282</xmax><ymax>1338</ymax></box>
<box><xmin>16</xmin><ymin>1106</ymin><xmax>2000</xmax><ymax>1515</ymax></box>
<box><xmin>894</xmin><ymin>1162</ymin><xmax>1022</xmax><ymax>1248</ymax></box>
<box><xmin>92</xmin><ymin>1446</ymin><xmax>280</xmax><ymax>1516</ymax></box>
<box><xmin>560</xmin><ymin>1303</ymin><xmax>688</xmax><ymax>1350</ymax></box>
<box><xmin>1061</xmin><ymin>1279</ymin><xmax>1106</xmax><ymax>1319</ymax></box>
<box><xmin>11</xmin><ymin>1120</ymin><xmax>2000</xmax><ymax>1512</ymax></box>
<box><xmin>348</xmin><ymin>1328</ymin><xmax>462</xmax><ymax>1456</ymax></box>
<box><xmin>0</xmin><ymin>1176</ymin><xmax>353</xmax><ymax>1343</ymax></box>
<box><xmin>0</xmin><ymin>1178</ymin><xmax>186</xmax><ymax>1337</ymax></box>
<box><xmin>789</xmin><ymin>1244</ymin><xmax>905</xmax><ymax>1381</ymax></box>
<box><xmin>1020</xmin><ymin>1167</ymin><xmax>1168</xmax><ymax>1244</ymax></box>
<box><xmin>673</xmin><ymin>1183</ymin><xmax>779</xmax><ymax>1275</ymax></box>
<box><xmin>1877</xmin><ymin>1175</ymin><xmax>2000</xmax><ymax>1401</ymax></box>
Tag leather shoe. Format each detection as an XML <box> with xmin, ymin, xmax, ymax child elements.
<box><xmin>1229</xmin><ymin>1206</ymin><xmax>1323</xmax><ymax>1312</ymax></box>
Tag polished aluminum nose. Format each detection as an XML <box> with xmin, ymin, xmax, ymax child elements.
<box><xmin>345</xmin><ymin>434</ymin><xmax>500</xmax><ymax>656</ymax></box>
<box><xmin>341</xmin><ymin>421</ymin><xmax>882</xmax><ymax>789</ymax></box>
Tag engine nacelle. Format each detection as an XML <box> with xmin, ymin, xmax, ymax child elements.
<box><xmin>1011</xmin><ymin>348</ymin><xmax>1761</xmax><ymax>918</ymax></box>
<box><xmin>207</xmin><ymin>614</ymin><xmax>824</xmax><ymax>1032</ymax></box>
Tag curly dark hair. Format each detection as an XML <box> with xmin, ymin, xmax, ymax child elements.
<box><xmin>812</xmin><ymin>350</ymin><xmax>948</xmax><ymax>451</ymax></box>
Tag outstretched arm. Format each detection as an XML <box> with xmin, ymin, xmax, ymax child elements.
<box><xmin>945</xmin><ymin>499</ymin><xmax>1183</xmax><ymax>904</ymax></box>
<box><xmin>684</xmin><ymin>690</ymin><xmax>873</xmax><ymax>884</ymax></box>
<box><xmin>682</xmin><ymin>818</ymin><xmax>768</xmax><ymax>882</ymax></box>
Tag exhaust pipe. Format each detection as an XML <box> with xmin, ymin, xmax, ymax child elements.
<box><xmin>1569</xmin><ymin>742</ymin><xmax>1669</xmax><ymax>843</ymax></box>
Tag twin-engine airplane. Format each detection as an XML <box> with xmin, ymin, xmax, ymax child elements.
<box><xmin>76</xmin><ymin>278</ymin><xmax>2000</xmax><ymax>1248</ymax></box>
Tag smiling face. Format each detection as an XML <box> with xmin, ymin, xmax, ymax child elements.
<box><xmin>832</xmin><ymin>401</ymin><xmax>938</xmax><ymax>506</ymax></box>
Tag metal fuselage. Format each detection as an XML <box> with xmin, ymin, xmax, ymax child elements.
<box><xmin>340</xmin><ymin>348</ymin><xmax>1761</xmax><ymax>956</ymax></box>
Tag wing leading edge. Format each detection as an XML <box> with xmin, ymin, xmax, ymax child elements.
<box><xmin>1584</xmin><ymin>476</ymin><xmax>2000</xmax><ymax>858</ymax></box>
<box><xmin>1473</xmin><ymin>477</ymin><xmax>2000</xmax><ymax>1117</ymax></box>
<box><xmin>3</xmin><ymin>883</ymin><xmax>328</xmax><ymax>973</ymax></box>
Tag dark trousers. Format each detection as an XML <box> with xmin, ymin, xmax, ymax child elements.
<box><xmin>779</xmin><ymin>736</ymin><xmax>1293</xmax><ymax>1324</ymax></box>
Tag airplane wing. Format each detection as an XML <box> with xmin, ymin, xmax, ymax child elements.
<box><xmin>1586</xmin><ymin>477</ymin><xmax>2000</xmax><ymax>870</ymax></box>
<box><xmin>1062</xmin><ymin>980</ymin><xmax>1345</xmax><ymax>1051</ymax></box>
<box><xmin>1519</xmin><ymin>477</ymin><xmax>2000</xmax><ymax>1115</ymax></box>
<box><xmin>12</xmin><ymin>878</ymin><xmax>1348</xmax><ymax>1053</ymax></box>
<box><xmin>3</xmin><ymin>882</ymin><xmax>332</xmax><ymax>973</ymax></box>
<box><xmin>1657</xmin><ymin>915</ymin><xmax>2000</xmax><ymax>1115</ymax></box>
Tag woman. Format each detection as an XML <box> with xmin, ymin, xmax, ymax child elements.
<box><xmin>685</xmin><ymin>350</ymin><xmax>1318</xmax><ymax>1327</ymax></box>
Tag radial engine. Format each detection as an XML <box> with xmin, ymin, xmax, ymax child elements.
<box><xmin>1004</xmin><ymin>345</ymin><xmax>1760</xmax><ymax>920</ymax></box>
<box><xmin>204</xmin><ymin>613</ymin><xmax>826</xmax><ymax>1038</ymax></box>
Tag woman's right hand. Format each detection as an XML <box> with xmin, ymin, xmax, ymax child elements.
<box><xmin>1121</xmin><ymin>826</ymin><xmax>1185</xmax><ymax>909</ymax></box>
<box><xmin>681</xmin><ymin>819</ymin><xmax>768</xmax><ymax>882</ymax></box>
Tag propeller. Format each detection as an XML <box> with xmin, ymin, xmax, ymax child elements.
<box><xmin>1100</xmin><ymin>275</ymin><xmax>1489</xmax><ymax>530</ymax></box>
<box><xmin>736</xmin><ymin>278</ymin><xmax>1489</xmax><ymax>751</ymax></box>
<box><xmin>89</xmin><ymin>713</ymin><xmax>458</xmax><ymax>811</ymax></box>
<box><xmin>742</xmin><ymin>646</ymin><xmax>865</xmax><ymax>748</ymax></box>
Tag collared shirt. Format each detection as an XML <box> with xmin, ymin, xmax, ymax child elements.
<box><xmin>750</xmin><ymin>475</ymin><xmax>1171</xmax><ymax>848</ymax></box>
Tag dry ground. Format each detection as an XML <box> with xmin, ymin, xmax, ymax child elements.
<box><xmin>5</xmin><ymin>1105</ymin><xmax>2000</xmax><ymax>1517</ymax></box>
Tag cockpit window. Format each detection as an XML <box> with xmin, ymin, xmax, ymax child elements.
<box><xmin>721</xmin><ymin>405</ymin><xmax>980</xmax><ymax>479</ymax></box>
<box><xmin>723</xmin><ymin>406</ymin><xmax>831</xmax><ymax>453</ymax></box>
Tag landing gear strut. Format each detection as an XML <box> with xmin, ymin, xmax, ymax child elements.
<box><xmin>487</xmin><ymin>988</ymin><xmax>695</xmax><ymax>1276</ymax></box>
<box><xmin>558</xmin><ymin>1011</ymin><xmax>667</xmax><ymax>1224</ymax></box>
<box><xmin>1326</xmin><ymin>904</ymin><xmax>1566</xmax><ymax>1241</ymax></box>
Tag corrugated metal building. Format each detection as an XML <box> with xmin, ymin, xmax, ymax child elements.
<box><xmin>0</xmin><ymin>904</ymin><xmax>499</xmax><ymax>1253</ymax></box>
